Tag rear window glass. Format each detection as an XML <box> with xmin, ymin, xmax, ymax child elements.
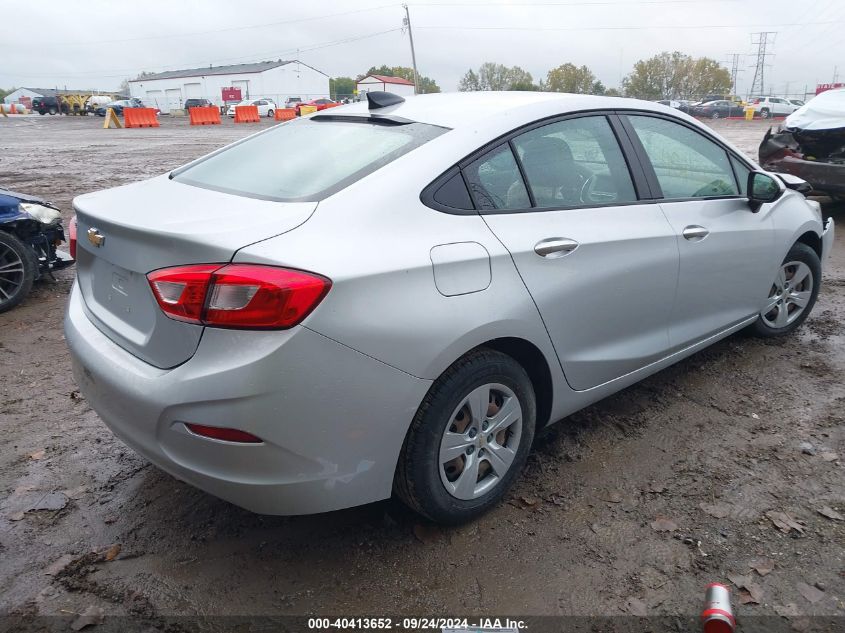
<box><xmin>172</xmin><ymin>118</ymin><xmax>446</xmax><ymax>202</ymax></box>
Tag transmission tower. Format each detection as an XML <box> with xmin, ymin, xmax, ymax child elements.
<box><xmin>725</xmin><ymin>53</ymin><xmax>743</xmax><ymax>95</ymax></box>
<box><xmin>749</xmin><ymin>32</ymin><xmax>776</xmax><ymax>97</ymax></box>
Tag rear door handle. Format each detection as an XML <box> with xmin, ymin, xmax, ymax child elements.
<box><xmin>682</xmin><ymin>225</ymin><xmax>709</xmax><ymax>241</ymax></box>
<box><xmin>534</xmin><ymin>237</ymin><xmax>579</xmax><ymax>258</ymax></box>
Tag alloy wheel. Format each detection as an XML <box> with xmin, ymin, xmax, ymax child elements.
<box><xmin>761</xmin><ymin>260</ymin><xmax>813</xmax><ymax>328</ymax></box>
<box><xmin>0</xmin><ymin>242</ymin><xmax>25</xmax><ymax>306</ymax></box>
<box><xmin>439</xmin><ymin>383</ymin><xmax>523</xmax><ymax>500</ymax></box>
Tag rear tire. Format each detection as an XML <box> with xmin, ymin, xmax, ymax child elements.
<box><xmin>0</xmin><ymin>231</ymin><xmax>37</xmax><ymax>314</ymax></box>
<box><xmin>394</xmin><ymin>349</ymin><xmax>536</xmax><ymax>524</ymax></box>
<box><xmin>267</xmin><ymin>109</ymin><xmax>274</xmax><ymax>118</ymax></box>
<box><xmin>748</xmin><ymin>242</ymin><xmax>820</xmax><ymax>338</ymax></box>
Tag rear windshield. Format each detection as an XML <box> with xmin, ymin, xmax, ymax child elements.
<box><xmin>172</xmin><ymin>118</ymin><xmax>447</xmax><ymax>202</ymax></box>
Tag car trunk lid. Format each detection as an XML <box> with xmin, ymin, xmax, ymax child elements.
<box><xmin>73</xmin><ymin>175</ymin><xmax>317</xmax><ymax>368</ymax></box>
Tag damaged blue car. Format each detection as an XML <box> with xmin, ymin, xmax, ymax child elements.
<box><xmin>0</xmin><ymin>188</ymin><xmax>74</xmax><ymax>313</ymax></box>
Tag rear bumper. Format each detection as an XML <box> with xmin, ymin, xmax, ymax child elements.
<box><xmin>64</xmin><ymin>283</ymin><xmax>431</xmax><ymax>515</ymax></box>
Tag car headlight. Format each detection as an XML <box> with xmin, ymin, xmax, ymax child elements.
<box><xmin>21</xmin><ymin>202</ymin><xmax>61</xmax><ymax>225</ymax></box>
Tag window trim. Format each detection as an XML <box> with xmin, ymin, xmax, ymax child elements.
<box><xmin>618</xmin><ymin>111</ymin><xmax>754</xmax><ymax>203</ymax></box>
<box><xmin>421</xmin><ymin>109</ymin><xmax>653</xmax><ymax>215</ymax></box>
<box><xmin>420</xmin><ymin>107</ymin><xmax>757</xmax><ymax>215</ymax></box>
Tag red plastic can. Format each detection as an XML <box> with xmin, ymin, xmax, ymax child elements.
<box><xmin>701</xmin><ymin>583</ymin><xmax>735</xmax><ymax>633</ymax></box>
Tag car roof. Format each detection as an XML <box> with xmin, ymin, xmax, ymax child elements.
<box><xmin>334</xmin><ymin>91</ymin><xmax>689</xmax><ymax>130</ymax></box>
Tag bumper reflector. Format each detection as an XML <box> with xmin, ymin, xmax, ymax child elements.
<box><xmin>185</xmin><ymin>423</ymin><xmax>263</xmax><ymax>444</ymax></box>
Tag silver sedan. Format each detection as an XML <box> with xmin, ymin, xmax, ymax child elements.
<box><xmin>65</xmin><ymin>91</ymin><xmax>834</xmax><ymax>523</ymax></box>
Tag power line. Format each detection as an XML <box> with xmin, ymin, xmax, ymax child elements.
<box><xmin>52</xmin><ymin>4</ymin><xmax>399</xmax><ymax>46</ymax></box>
<box><xmin>749</xmin><ymin>31</ymin><xmax>776</xmax><ymax>96</ymax></box>
<box><xmin>2</xmin><ymin>28</ymin><xmax>404</xmax><ymax>79</ymax></box>
<box><xmin>415</xmin><ymin>20</ymin><xmax>842</xmax><ymax>31</ymax></box>
<box><xmin>413</xmin><ymin>0</ymin><xmax>741</xmax><ymax>5</ymax></box>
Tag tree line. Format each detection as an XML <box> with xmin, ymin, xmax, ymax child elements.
<box><xmin>457</xmin><ymin>52</ymin><xmax>732</xmax><ymax>100</ymax></box>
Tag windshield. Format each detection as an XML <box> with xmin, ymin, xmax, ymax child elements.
<box><xmin>172</xmin><ymin>117</ymin><xmax>447</xmax><ymax>202</ymax></box>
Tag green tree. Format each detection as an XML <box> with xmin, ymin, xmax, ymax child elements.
<box><xmin>458</xmin><ymin>63</ymin><xmax>535</xmax><ymax>91</ymax></box>
<box><xmin>330</xmin><ymin>77</ymin><xmax>356</xmax><ymax>100</ymax></box>
<box><xmin>622</xmin><ymin>52</ymin><xmax>730</xmax><ymax>100</ymax></box>
<box><xmin>545</xmin><ymin>63</ymin><xmax>596</xmax><ymax>94</ymax></box>
<box><xmin>0</xmin><ymin>87</ymin><xmax>14</xmax><ymax>102</ymax></box>
<box><xmin>364</xmin><ymin>65</ymin><xmax>440</xmax><ymax>93</ymax></box>
<box><xmin>458</xmin><ymin>69</ymin><xmax>481</xmax><ymax>91</ymax></box>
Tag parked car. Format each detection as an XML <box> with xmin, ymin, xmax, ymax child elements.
<box><xmin>226</xmin><ymin>99</ymin><xmax>276</xmax><ymax>118</ymax></box>
<box><xmin>94</xmin><ymin>98</ymin><xmax>159</xmax><ymax>117</ymax></box>
<box><xmin>65</xmin><ymin>91</ymin><xmax>834</xmax><ymax>524</ymax></box>
<box><xmin>184</xmin><ymin>98</ymin><xmax>213</xmax><ymax>109</ymax></box>
<box><xmin>751</xmin><ymin>96</ymin><xmax>799</xmax><ymax>119</ymax></box>
<box><xmin>94</xmin><ymin>100</ymin><xmax>130</xmax><ymax>116</ymax></box>
<box><xmin>32</xmin><ymin>96</ymin><xmax>67</xmax><ymax>115</ymax></box>
<box><xmin>759</xmin><ymin>88</ymin><xmax>845</xmax><ymax>199</ymax></box>
<box><xmin>294</xmin><ymin>98</ymin><xmax>336</xmax><ymax>115</ymax></box>
<box><xmin>657</xmin><ymin>99</ymin><xmax>681</xmax><ymax>109</ymax></box>
<box><xmin>693</xmin><ymin>100</ymin><xmax>746</xmax><ymax>119</ymax></box>
<box><xmin>0</xmin><ymin>188</ymin><xmax>74</xmax><ymax>313</ymax></box>
<box><xmin>284</xmin><ymin>97</ymin><xmax>302</xmax><ymax>109</ymax></box>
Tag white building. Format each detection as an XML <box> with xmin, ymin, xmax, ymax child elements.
<box><xmin>128</xmin><ymin>60</ymin><xmax>330</xmax><ymax>113</ymax></box>
<box><xmin>356</xmin><ymin>74</ymin><xmax>416</xmax><ymax>98</ymax></box>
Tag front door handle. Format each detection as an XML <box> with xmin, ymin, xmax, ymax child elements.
<box><xmin>682</xmin><ymin>225</ymin><xmax>709</xmax><ymax>241</ymax></box>
<box><xmin>534</xmin><ymin>237</ymin><xmax>579</xmax><ymax>258</ymax></box>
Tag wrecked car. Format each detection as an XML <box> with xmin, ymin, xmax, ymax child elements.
<box><xmin>0</xmin><ymin>189</ymin><xmax>75</xmax><ymax>313</ymax></box>
<box><xmin>759</xmin><ymin>89</ymin><xmax>845</xmax><ymax>199</ymax></box>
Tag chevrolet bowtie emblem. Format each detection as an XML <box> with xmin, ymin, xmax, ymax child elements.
<box><xmin>87</xmin><ymin>227</ymin><xmax>105</xmax><ymax>247</ymax></box>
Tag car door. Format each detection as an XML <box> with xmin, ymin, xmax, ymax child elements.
<box><xmin>476</xmin><ymin>114</ymin><xmax>680</xmax><ymax>391</ymax></box>
<box><xmin>621</xmin><ymin>114</ymin><xmax>775</xmax><ymax>349</ymax></box>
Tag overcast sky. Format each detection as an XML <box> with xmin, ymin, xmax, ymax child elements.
<box><xmin>1</xmin><ymin>0</ymin><xmax>842</xmax><ymax>97</ymax></box>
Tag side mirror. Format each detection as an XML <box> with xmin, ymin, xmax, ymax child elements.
<box><xmin>747</xmin><ymin>171</ymin><xmax>782</xmax><ymax>212</ymax></box>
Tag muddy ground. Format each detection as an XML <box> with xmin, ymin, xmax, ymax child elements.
<box><xmin>0</xmin><ymin>114</ymin><xmax>843</xmax><ymax>630</ymax></box>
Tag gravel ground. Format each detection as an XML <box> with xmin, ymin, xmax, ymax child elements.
<box><xmin>0</xmin><ymin>114</ymin><xmax>843</xmax><ymax>630</ymax></box>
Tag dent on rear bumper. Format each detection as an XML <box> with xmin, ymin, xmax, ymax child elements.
<box><xmin>64</xmin><ymin>283</ymin><xmax>431</xmax><ymax>515</ymax></box>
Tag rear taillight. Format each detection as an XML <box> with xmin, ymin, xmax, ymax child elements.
<box><xmin>147</xmin><ymin>264</ymin><xmax>331</xmax><ymax>329</ymax></box>
<box><xmin>68</xmin><ymin>216</ymin><xmax>78</xmax><ymax>260</ymax></box>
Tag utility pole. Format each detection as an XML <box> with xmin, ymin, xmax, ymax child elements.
<box><xmin>403</xmin><ymin>4</ymin><xmax>420</xmax><ymax>94</ymax></box>
<box><xmin>749</xmin><ymin>32</ymin><xmax>776</xmax><ymax>98</ymax></box>
<box><xmin>725</xmin><ymin>53</ymin><xmax>743</xmax><ymax>95</ymax></box>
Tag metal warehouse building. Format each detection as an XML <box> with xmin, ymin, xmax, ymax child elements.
<box><xmin>128</xmin><ymin>60</ymin><xmax>330</xmax><ymax>113</ymax></box>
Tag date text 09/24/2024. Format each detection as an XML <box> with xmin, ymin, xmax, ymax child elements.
<box><xmin>307</xmin><ymin>618</ymin><xmax>526</xmax><ymax>631</ymax></box>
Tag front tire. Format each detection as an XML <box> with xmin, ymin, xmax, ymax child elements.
<box><xmin>0</xmin><ymin>231</ymin><xmax>37</xmax><ymax>314</ymax></box>
<box><xmin>267</xmin><ymin>109</ymin><xmax>274</xmax><ymax>118</ymax></box>
<box><xmin>760</xmin><ymin>108</ymin><xmax>770</xmax><ymax>119</ymax></box>
<box><xmin>394</xmin><ymin>349</ymin><xmax>536</xmax><ymax>524</ymax></box>
<box><xmin>749</xmin><ymin>242</ymin><xmax>820</xmax><ymax>338</ymax></box>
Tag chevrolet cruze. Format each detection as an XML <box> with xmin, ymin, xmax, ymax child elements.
<box><xmin>65</xmin><ymin>91</ymin><xmax>834</xmax><ymax>523</ymax></box>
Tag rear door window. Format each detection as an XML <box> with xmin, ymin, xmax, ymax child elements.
<box><xmin>511</xmin><ymin>116</ymin><xmax>637</xmax><ymax>208</ymax></box>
